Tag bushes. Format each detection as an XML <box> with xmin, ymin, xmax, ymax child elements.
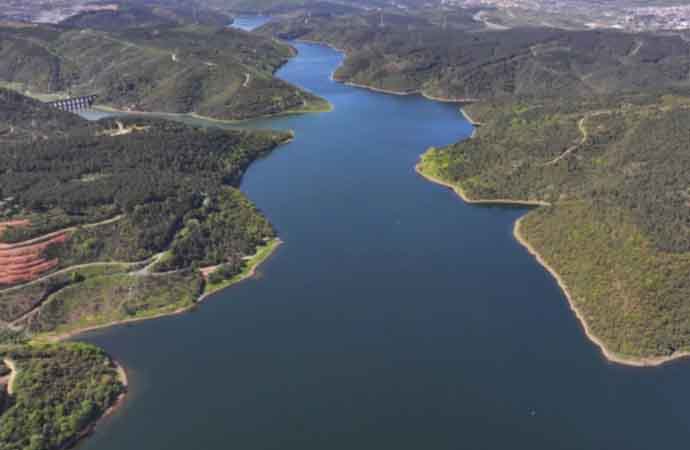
<box><xmin>0</xmin><ymin>116</ymin><xmax>287</xmax><ymax>261</ymax></box>
<box><xmin>264</xmin><ymin>14</ymin><xmax>690</xmax><ymax>100</ymax></box>
<box><xmin>419</xmin><ymin>92</ymin><xmax>690</xmax><ymax>359</ymax></box>
<box><xmin>0</xmin><ymin>23</ymin><xmax>326</xmax><ymax>121</ymax></box>
<box><xmin>0</xmin><ymin>343</ymin><xmax>124</xmax><ymax>450</ymax></box>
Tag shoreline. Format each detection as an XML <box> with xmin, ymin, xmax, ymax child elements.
<box><xmin>199</xmin><ymin>238</ymin><xmax>284</xmax><ymax>301</ymax></box>
<box><xmin>416</xmin><ymin>159</ymin><xmax>689</xmax><ymax>367</ymax></box>
<box><xmin>94</xmin><ymin>100</ymin><xmax>333</xmax><ymax>125</ymax></box>
<box><xmin>415</xmin><ymin>163</ymin><xmax>550</xmax><ymax>207</ymax></box>
<box><xmin>512</xmin><ymin>218</ymin><xmax>690</xmax><ymax>367</ymax></box>
<box><xmin>44</xmin><ymin>239</ymin><xmax>284</xmax><ymax>343</ymax></box>
<box><xmin>30</xmin><ymin>238</ymin><xmax>283</xmax><ymax>449</ymax></box>
<box><xmin>297</xmin><ymin>39</ymin><xmax>478</xmax><ymax>104</ymax></box>
<box><xmin>101</xmin><ymin>360</ymin><xmax>128</xmax><ymax>420</ymax></box>
<box><xmin>296</xmin><ymin>39</ymin><xmax>480</xmax><ymax>105</ymax></box>
<box><xmin>3</xmin><ymin>358</ymin><xmax>16</xmax><ymax>395</ymax></box>
<box><xmin>311</xmin><ymin>30</ymin><xmax>689</xmax><ymax>366</ymax></box>
<box><xmin>294</xmin><ymin>38</ymin><xmax>690</xmax><ymax>367</ymax></box>
<box><xmin>61</xmin><ymin>359</ymin><xmax>129</xmax><ymax>450</ymax></box>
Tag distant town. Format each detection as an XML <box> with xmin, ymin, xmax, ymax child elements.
<box><xmin>1</xmin><ymin>1</ymin><xmax>118</xmax><ymax>24</ymax></box>
<box><xmin>446</xmin><ymin>0</ymin><xmax>690</xmax><ymax>31</ymax></box>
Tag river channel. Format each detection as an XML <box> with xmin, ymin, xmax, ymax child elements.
<box><xmin>79</xmin><ymin>23</ymin><xmax>690</xmax><ymax>450</ymax></box>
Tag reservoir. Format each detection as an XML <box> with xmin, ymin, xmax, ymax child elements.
<box><xmin>79</xmin><ymin>38</ymin><xmax>690</xmax><ymax>449</ymax></box>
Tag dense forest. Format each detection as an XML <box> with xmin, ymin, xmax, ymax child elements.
<box><xmin>0</xmin><ymin>343</ymin><xmax>125</xmax><ymax>450</ymax></box>
<box><xmin>0</xmin><ymin>90</ymin><xmax>292</xmax><ymax>448</ymax></box>
<box><xmin>0</xmin><ymin>89</ymin><xmax>289</xmax><ymax>309</ymax></box>
<box><xmin>0</xmin><ymin>88</ymin><xmax>91</xmax><ymax>145</ymax></box>
<box><xmin>0</xmin><ymin>16</ymin><xmax>329</xmax><ymax>120</ymax></box>
<box><xmin>261</xmin><ymin>13</ymin><xmax>690</xmax><ymax>100</ymax></box>
<box><xmin>60</xmin><ymin>0</ymin><xmax>233</xmax><ymax>30</ymax></box>
<box><xmin>255</xmin><ymin>10</ymin><xmax>690</xmax><ymax>361</ymax></box>
<box><xmin>418</xmin><ymin>91</ymin><xmax>690</xmax><ymax>359</ymax></box>
<box><xmin>0</xmin><ymin>115</ymin><xmax>287</xmax><ymax>242</ymax></box>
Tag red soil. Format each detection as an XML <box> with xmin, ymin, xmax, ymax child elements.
<box><xmin>0</xmin><ymin>221</ymin><xmax>69</xmax><ymax>285</ymax></box>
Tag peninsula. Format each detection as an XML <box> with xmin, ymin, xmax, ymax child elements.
<box><xmin>417</xmin><ymin>95</ymin><xmax>690</xmax><ymax>365</ymax></box>
<box><xmin>0</xmin><ymin>86</ymin><xmax>296</xmax><ymax>449</ymax></box>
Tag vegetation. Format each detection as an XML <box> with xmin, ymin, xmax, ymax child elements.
<box><xmin>0</xmin><ymin>343</ymin><xmax>125</xmax><ymax>450</ymax></box>
<box><xmin>204</xmin><ymin>238</ymin><xmax>282</xmax><ymax>294</ymax></box>
<box><xmin>521</xmin><ymin>203</ymin><xmax>690</xmax><ymax>359</ymax></box>
<box><xmin>262</xmin><ymin>13</ymin><xmax>690</xmax><ymax>100</ymax></box>
<box><xmin>60</xmin><ymin>0</ymin><xmax>233</xmax><ymax>30</ymax></box>
<box><xmin>0</xmin><ymin>21</ymin><xmax>329</xmax><ymax>120</ymax></box>
<box><xmin>418</xmin><ymin>92</ymin><xmax>690</xmax><ymax>359</ymax></box>
<box><xmin>0</xmin><ymin>89</ymin><xmax>293</xmax><ymax>448</ymax></box>
<box><xmin>0</xmin><ymin>92</ymin><xmax>287</xmax><ymax>326</ymax></box>
<box><xmin>0</xmin><ymin>113</ymin><xmax>288</xmax><ymax>244</ymax></box>
<box><xmin>22</xmin><ymin>271</ymin><xmax>202</xmax><ymax>336</ymax></box>
<box><xmin>155</xmin><ymin>188</ymin><xmax>275</xmax><ymax>272</ymax></box>
<box><xmin>0</xmin><ymin>264</ymin><xmax>134</xmax><ymax>324</ymax></box>
<box><xmin>0</xmin><ymin>89</ymin><xmax>90</xmax><ymax>145</ymax></box>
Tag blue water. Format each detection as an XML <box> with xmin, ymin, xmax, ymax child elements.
<box><xmin>78</xmin><ymin>42</ymin><xmax>690</xmax><ymax>450</ymax></box>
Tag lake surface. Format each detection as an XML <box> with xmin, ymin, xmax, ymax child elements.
<box><xmin>79</xmin><ymin>38</ymin><xmax>690</xmax><ymax>450</ymax></box>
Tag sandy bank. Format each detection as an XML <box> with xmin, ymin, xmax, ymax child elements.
<box><xmin>103</xmin><ymin>360</ymin><xmax>128</xmax><ymax>418</ymax></box>
<box><xmin>44</xmin><ymin>239</ymin><xmax>283</xmax><ymax>343</ymax></box>
<box><xmin>415</xmin><ymin>163</ymin><xmax>550</xmax><ymax>207</ymax></box>
<box><xmin>3</xmin><ymin>358</ymin><xmax>17</xmax><ymax>395</ymax></box>
<box><xmin>513</xmin><ymin>218</ymin><xmax>690</xmax><ymax>367</ymax></box>
<box><xmin>30</xmin><ymin>238</ymin><xmax>282</xmax><ymax>447</ymax></box>
<box><xmin>416</xmin><ymin>158</ymin><xmax>688</xmax><ymax>367</ymax></box>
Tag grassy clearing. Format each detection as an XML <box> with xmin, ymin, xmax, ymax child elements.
<box><xmin>27</xmin><ymin>271</ymin><xmax>202</xmax><ymax>339</ymax></box>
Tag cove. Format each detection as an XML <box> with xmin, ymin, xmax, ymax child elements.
<box><xmin>77</xmin><ymin>42</ymin><xmax>690</xmax><ymax>450</ymax></box>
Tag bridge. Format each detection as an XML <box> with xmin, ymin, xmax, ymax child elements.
<box><xmin>48</xmin><ymin>95</ymin><xmax>97</xmax><ymax>112</ymax></box>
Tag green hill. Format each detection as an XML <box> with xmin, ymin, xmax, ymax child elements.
<box><xmin>0</xmin><ymin>89</ymin><xmax>289</xmax><ymax>335</ymax></box>
<box><xmin>0</xmin><ymin>23</ymin><xmax>329</xmax><ymax>120</ymax></box>
<box><xmin>0</xmin><ymin>343</ymin><xmax>126</xmax><ymax>450</ymax></box>
<box><xmin>0</xmin><ymin>88</ymin><xmax>89</xmax><ymax>145</ymax></box>
<box><xmin>60</xmin><ymin>1</ymin><xmax>233</xmax><ymax>30</ymax></box>
<box><xmin>418</xmin><ymin>92</ymin><xmax>690</xmax><ymax>362</ymax></box>
<box><xmin>0</xmin><ymin>90</ymin><xmax>295</xmax><ymax>448</ymax></box>
<box><xmin>262</xmin><ymin>14</ymin><xmax>690</xmax><ymax>100</ymax></box>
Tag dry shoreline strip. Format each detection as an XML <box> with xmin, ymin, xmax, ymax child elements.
<box><xmin>1</xmin><ymin>40</ymin><xmax>314</xmax><ymax>450</ymax></box>
<box><xmin>414</xmin><ymin>163</ymin><xmax>550</xmax><ymax>207</ymax></box>
<box><xmin>29</xmin><ymin>238</ymin><xmax>283</xmax><ymax>448</ymax></box>
<box><xmin>414</xmin><ymin>144</ymin><xmax>689</xmax><ymax>368</ymax></box>
<box><xmin>103</xmin><ymin>360</ymin><xmax>128</xmax><ymax>418</ymax></box>
<box><xmin>512</xmin><ymin>219</ymin><xmax>690</xmax><ymax>367</ymax></box>
<box><xmin>3</xmin><ymin>358</ymin><xmax>17</xmax><ymax>395</ymax></box>
<box><xmin>297</xmin><ymin>39</ymin><xmax>480</xmax><ymax>105</ymax></box>
<box><xmin>46</xmin><ymin>239</ymin><xmax>284</xmax><ymax>343</ymax></box>
<box><xmin>295</xmin><ymin>37</ymin><xmax>676</xmax><ymax>367</ymax></box>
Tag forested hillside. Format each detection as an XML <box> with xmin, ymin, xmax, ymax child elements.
<box><xmin>0</xmin><ymin>88</ymin><xmax>90</xmax><ymax>144</ymax></box>
<box><xmin>0</xmin><ymin>22</ymin><xmax>329</xmax><ymax>120</ymax></box>
<box><xmin>60</xmin><ymin>1</ymin><xmax>233</xmax><ymax>30</ymax></box>
<box><xmin>258</xmin><ymin>11</ymin><xmax>690</xmax><ymax>362</ymax></box>
<box><xmin>0</xmin><ymin>343</ymin><xmax>125</xmax><ymax>450</ymax></box>
<box><xmin>418</xmin><ymin>92</ymin><xmax>690</xmax><ymax>361</ymax></box>
<box><xmin>0</xmin><ymin>90</ymin><xmax>292</xmax><ymax>448</ymax></box>
<box><xmin>262</xmin><ymin>13</ymin><xmax>690</xmax><ymax>100</ymax></box>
